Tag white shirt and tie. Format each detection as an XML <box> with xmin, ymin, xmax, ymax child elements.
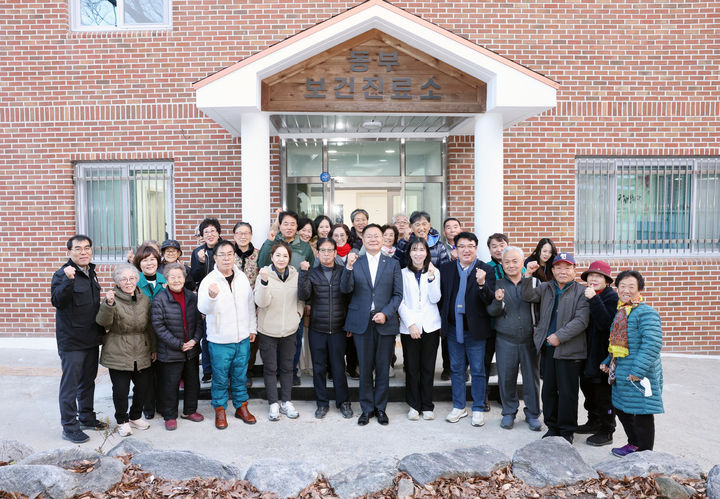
<box><xmin>366</xmin><ymin>251</ymin><xmax>381</xmax><ymax>310</ymax></box>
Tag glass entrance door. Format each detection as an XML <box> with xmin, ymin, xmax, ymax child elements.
<box><xmin>282</xmin><ymin>138</ymin><xmax>446</xmax><ymax>227</ymax></box>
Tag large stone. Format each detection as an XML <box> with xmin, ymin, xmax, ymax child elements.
<box><xmin>397</xmin><ymin>477</ymin><xmax>415</xmax><ymax>498</ymax></box>
<box><xmin>244</xmin><ymin>458</ymin><xmax>320</xmax><ymax>498</ymax></box>
<box><xmin>595</xmin><ymin>451</ymin><xmax>703</xmax><ymax>480</ymax></box>
<box><xmin>0</xmin><ymin>464</ymin><xmax>78</xmax><ymax>499</ymax></box>
<box><xmin>0</xmin><ymin>440</ymin><xmax>34</xmax><ymax>463</ymax></box>
<box><xmin>18</xmin><ymin>446</ymin><xmax>125</xmax><ymax>495</ymax></box>
<box><xmin>106</xmin><ymin>437</ymin><xmax>153</xmax><ymax>457</ymax></box>
<box><xmin>131</xmin><ymin>450</ymin><xmax>239</xmax><ymax>481</ymax></box>
<box><xmin>511</xmin><ymin>437</ymin><xmax>598</xmax><ymax>486</ymax></box>
<box><xmin>398</xmin><ymin>445</ymin><xmax>510</xmax><ymax>485</ymax></box>
<box><xmin>654</xmin><ymin>476</ymin><xmax>691</xmax><ymax>499</ymax></box>
<box><xmin>707</xmin><ymin>464</ymin><xmax>720</xmax><ymax>499</ymax></box>
<box><xmin>327</xmin><ymin>457</ymin><xmax>398</xmax><ymax>498</ymax></box>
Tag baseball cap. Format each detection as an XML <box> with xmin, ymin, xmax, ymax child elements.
<box><xmin>553</xmin><ymin>252</ymin><xmax>576</xmax><ymax>266</ymax></box>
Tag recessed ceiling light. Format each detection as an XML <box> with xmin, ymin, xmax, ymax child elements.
<box><xmin>385</xmin><ymin>149</ymin><xmax>395</xmax><ymax>153</ymax></box>
<box><xmin>328</xmin><ymin>150</ymin><xmax>337</xmax><ymax>154</ymax></box>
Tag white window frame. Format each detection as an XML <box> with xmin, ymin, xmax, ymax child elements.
<box><xmin>74</xmin><ymin>160</ymin><xmax>175</xmax><ymax>262</ymax></box>
<box><xmin>575</xmin><ymin>156</ymin><xmax>720</xmax><ymax>257</ymax></box>
<box><xmin>70</xmin><ymin>0</ymin><xmax>172</xmax><ymax>32</ymax></box>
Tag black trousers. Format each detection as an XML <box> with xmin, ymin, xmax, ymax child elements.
<box><xmin>258</xmin><ymin>333</ymin><xmax>296</xmax><ymax>404</ymax></box>
<box><xmin>580</xmin><ymin>372</ymin><xmax>616</xmax><ymax>433</ymax></box>
<box><xmin>345</xmin><ymin>336</ymin><xmax>358</xmax><ymax>374</ymax></box>
<box><xmin>484</xmin><ymin>330</ymin><xmax>499</xmax><ymax>402</ymax></box>
<box><xmin>108</xmin><ymin>365</ymin><xmax>151</xmax><ymax>424</ymax></box>
<box><xmin>441</xmin><ymin>336</ymin><xmax>450</xmax><ymax>372</ymax></box>
<box><xmin>143</xmin><ymin>361</ymin><xmax>160</xmax><ymax>415</ymax></box>
<box><xmin>309</xmin><ymin>329</ymin><xmax>349</xmax><ymax>407</ymax></box>
<box><xmin>541</xmin><ymin>346</ymin><xmax>582</xmax><ymax>438</ymax></box>
<box><xmin>401</xmin><ymin>330</ymin><xmax>440</xmax><ymax>412</ymax></box>
<box><xmin>354</xmin><ymin>323</ymin><xmax>395</xmax><ymax>414</ymax></box>
<box><xmin>58</xmin><ymin>347</ymin><xmax>99</xmax><ymax>431</ymax></box>
<box><xmin>159</xmin><ymin>357</ymin><xmax>200</xmax><ymax>420</ymax></box>
<box><xmin>616</xmin><ymin>408</ymin><xmax>655</xmax><ymax>451</ymax></box>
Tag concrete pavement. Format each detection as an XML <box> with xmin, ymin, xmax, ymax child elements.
<box><xmin>0</xmin><ymin>338</ymin><xmax>717</xmax><ymax>477</ymax></box>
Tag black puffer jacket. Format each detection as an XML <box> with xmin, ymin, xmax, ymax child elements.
<box><xmin>297</xmin><ymin>265</ymin><xmax>348</xmax><ymax>334</ymax></box>
<box><xmin>151</xmin><ymin>288</ymin><xmax>203</xmax><ymax>362</ymax></box>
<box><xmin>584</xmin><ymin>286</ymin><xmax>619</xmax><ymax>380</ymax></box>
<box><xmin>50</xmin><ymin>260</ymin><xmax>104</xmax><ymax>352</ymax></box>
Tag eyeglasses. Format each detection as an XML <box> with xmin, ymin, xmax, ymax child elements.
<box><xmin>203</xmin><ymin>228</ymin><xmax>219</xmax><ymax>236</ymax></box>
<box><xmin>72</xmin><ymin>246</ymin><xmax>92</xmax><ymax>253</ymax></box>
<box><xmin>118</xmin><ymin>277</ymin><xmax>138</xmax><ymax>283</ymax></box>
<box><xmin>456</xmin><ymin>244</ymin><xmax>477</xmax><ymax>250</ymax></box>
<box><xmin>216</xmin><ymin>252</ymin><xmax>235</xmax><ymax>258</ymax></box>
<box><xmin>234</xmin><ymin>231</ymin><xmax>252</xmax><ymax>236</ymax></box>
<box><xmin>319</xmin><ymin>249</ymin><xmax>336</xmax><ymax>253</ymax></box>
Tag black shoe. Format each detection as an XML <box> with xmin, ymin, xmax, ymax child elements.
<box><xmin>465</xmin><ymin>369</ymin><xmax>470</xmax><ymax>382</ymax></box>
<box><xmin>79</xmin><ymin>419</ymin><xmax>108</xmax><ymax>431</ymax></box>
<box><xmin>575</xmin><ymin>421</ymin><xmax>599</xmax><ymax>434</ymax></box>
<box><xmin>440</xmin><ymin>369</ymin><xmax>451</xmax><ymax>381</ymax></box>
<box><xmin>562</xmin><ymin>434</ymin><xmax>574</xmax><ymax>444</ymax></box>
<box><xmin>375</xmin><ymin>409</ymin><xmax>389</xmax><ymax>425</ymax></box>
<box><xmin>292</xmin><ymin>374</ymin><xmax>301</xmax><ymax>386</ymax></box>
<box><xmin>143</xmin><ymin>411</ymin><xmax>155</xmax><ymax>420</ymax></box>
<box><xmin>357</xmin><ymin>412</ymin><xmax>372</xmax><ymax>426</ymax></box>
<box><xmin>346</xmin><ymin>369</ymin><xmax>360</xmax><ymax>380</ymax></box>
<box><xmin>246</xmin><ymin>377</ymin><xmax>253</xmax><ymax>389</ymax></box>
<box><xmin>340</xmin><ymin>402</ymin><xmax>353</xmax><ymax>419</ymax></box>
<box><xmin>586</xmin><ymin>432</ymin><xmax>613</xmax><ymax>446</ymax></box>
<box><xmin>62</xmin><ymin>429</ymin><xmax>90</xmax><ymax>443</ymax></box>
<box><xmin>202</xmin><ymin>373</ymin><xmax>212</xmax><ymax>383</ymax></box>
<box><xmin>483</xmin><ymin>405</ymin><xmax>491</xmax><ymax>412</ymax></box>
<box><xmin>314</xmin><ymin>406</ymin><xmax>329</xmax><ymax>419</ymax></box>
<box><xmin>542</xmin><ymin>429</ymin><xmax>560</xmax><ymax>439</ymax></box>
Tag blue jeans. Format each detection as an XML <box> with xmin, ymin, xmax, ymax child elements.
<box><xmin>446</xmin><ymin>331</ymin><xmax>486</xmax><ymax>411</ymax></box>
<box><xmin>208</xmin><ymin>340</ymin><xmax>250</xmax><ymax>409</ymax></box>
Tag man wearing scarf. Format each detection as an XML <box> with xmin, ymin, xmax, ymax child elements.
<box><xmin>523</xmin><ymin>253</ymin><xmax>589</xmax><ymax>444</ymax></box>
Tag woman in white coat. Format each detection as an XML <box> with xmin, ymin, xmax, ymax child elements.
<box><xmin>398</xmin><ymin>238</ymin><xmax>442</xmax><ymax>421</ymax></box>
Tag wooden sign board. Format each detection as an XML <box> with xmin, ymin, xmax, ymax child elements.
<box><xmin>262</xmin><ymin>29</ymin><xmax>486</xmax><ymax>113</ymax></box>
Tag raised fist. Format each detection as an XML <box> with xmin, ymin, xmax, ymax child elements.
<box><xmin>208</xmin><ymin>282</ymin><xmax>220</xmax><ymax>298</ymax></box>
<box><xmin>525</xmin><ymin>261</ymin><xmax>540</xmax><ymax>275</ymax></box>
<box><xmin>427</xmin><ymin>262</ymin><xmax>436</xmax><ymax>278</ymax></box>
<box><xmin>63</xmin><ymin>266</ymin><xmax>76</xmax><ymax>280</ymax></box>
<box><xmin>105</xmin><ymin>290</ymin><xmax>115</xmax><ymax>305</ymax></box>
<box><xmin>475</xmin><ymin>268</ymin><xmax>486</xmax><ymax>285</ymax></box>
<box><xmin>495</xmin><ymin>288</ymin><xmax>505</xmax><ymax>301</ymax></box>
<box><xmin>197</xmin><ymin>248</ymin><xmax>206</xmax><ymax>263</ymax></box>
<box><xmin>346</xmin><ymin>252</ymin><xmax>358</xmax><ymax>269</ymax></box>
<box><xmin>584</xmin><ymin>286</ymin><xmax>597</xmax><ymax>299</ymax></box>
<box><xmin>300</xmin><ymin>261</ymin><xmax>310</xmax><ymax>271</ymax></box>
<box><xmin>258</xmin><ymin>267</ymin><xmax>270</xmax><ymax>282</ymax></box>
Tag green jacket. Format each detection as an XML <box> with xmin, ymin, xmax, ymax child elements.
<box><xmin>258</xmin><ymin>234</ymin><xmax>315</xmax><ymax>271</ymax></box>
<box><xmin>96</xmin><ymin>286</ymin><xmax>156</xmax><ymax>371</ymax></box>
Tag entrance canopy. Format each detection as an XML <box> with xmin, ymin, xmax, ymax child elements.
<box><xmin>193</xmin><ymin>0</ymin><xmax>558</xmax><ymax>136</ymax></box>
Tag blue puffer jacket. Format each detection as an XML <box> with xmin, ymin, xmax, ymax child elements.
<box><xmin>604</xmin><ymin>303</ymin><xmax>664</xmax><ymax>415</ymax></box>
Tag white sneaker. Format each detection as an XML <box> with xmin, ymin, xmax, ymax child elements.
<box><xmin>269</xmin><ymin>402</ymin><xmax>280</xmax><ymax>421</ymax></box>
<box><xmin>422</xmin><ymin>411</ymin><xmax>435</xmax><ymax>420</ymax></box>
<box><xmin>407</xmin><ymin>408</ymin><xmax>420</xmax><ymax>421</ymax></box>
<box><xmin>129</xmin><ymin>418</ymin><xmax>150</xmax><ymax>430</ymax></box>
<box><xmin>446</xmin><ymin>407</ymin><xmax>468</xmax><ymax>423</ymax></box>
<box><xmin>471</xmin><ymin>411</ymin><xmax>485</xmax><ymax>427</ymax></box>
<box><xmin>280</xmin><ymin>401</ymin><xmax>299</xmax><ymax>419</ymax></box>
<box><xmin>117</xmin><ymin>422</ymin><xmax>133</xmax><ymax>437</ymax></box>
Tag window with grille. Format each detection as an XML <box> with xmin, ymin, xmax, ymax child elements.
<box><xmin>70</xmin><ymin>0</ymin><xmax>172</xmax><ymax>31</ymax></box>
<box><xmin>74</xmin><ymin>161</ymin><xmax>174</xmax><ymax>261</ymax></box>
<box><xmin>576</xmin><ymin>157</ymin><xmax>720</xmax><ymax>256</ymax></box>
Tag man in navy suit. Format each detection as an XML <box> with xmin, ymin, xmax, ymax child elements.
<box><xmin>340</xmin><ymin>223</ymin><xmax>403</xmax><ymax>426</ymax></box>
<box><xmin>438</xmin><ymin>231</ymin><xmax>496</xmax><ymax>427</ymax></box>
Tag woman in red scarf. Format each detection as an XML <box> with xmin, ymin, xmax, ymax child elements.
<box><xmin>331</xmin><ymin>224</ymin><xmax>353</xmax><ymax>264</ymax></box>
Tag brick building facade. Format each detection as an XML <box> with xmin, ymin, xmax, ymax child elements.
<box><xmin>1</xmin><ymin>1</ymin><xmax>718</xmax><ymax>353</ymax></box>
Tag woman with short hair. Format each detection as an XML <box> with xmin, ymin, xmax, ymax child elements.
<box><xmin>96</xmin><ymin>263</ymin><xmax>156</xmax><ymax>437</ymax></box>
<box><xmin>601</xmin><ymin>270</ymin><xmax>663</xmax><ymax>457</ymax></box>
<box><xmin>151</xmin><ymin>263</ymin><xmax>204</xmax><ymax>431</ymax></box>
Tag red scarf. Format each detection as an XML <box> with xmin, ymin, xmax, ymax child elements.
<box><xmin>336</xmin><ymin>243</ymin><xmax>352</xmax><ymax>257</ymax></box>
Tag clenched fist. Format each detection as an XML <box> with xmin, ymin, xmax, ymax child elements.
<box><xmin>584</xmin><ymin>286</ymin><xmax>596</xmax><ymax>299</ymax></box>
<box><xmin>346</xmin><ymin>252</ymin><xmax>358</xmax><ymax>269</ymax></box>
<box><xmin>105</xmin><ymin>290</ymin><xmax>115</xmax><ymax>305</ymax></box>
<box><xmin>208</xmin><ymin>282</ymin><xmax>220</xmax><ymax>298</ymax></box>
<box><xmin>525</xmin><ymin>261</ymin><xmax>540</xmax><ymax>275</ymax></box>
<box><xmin>475</xmin><ymin>268</ymin><xmax>486</xmax><ymax>285</ymax></box>
<box><xmin>300</xmin><ymin>261</ymin><xmax>310</xmax><ymax>271</ymax></box>
<box><xmin>63</xmin><ymin>266</ymin><xmax>76</xmax><ymax>280</ymax></box>
<box><xmin>495</xmin><ymin>288</ymin><xmax>504</xmax><ymax>301</ymax></box>
<box><xmin>258</xmin><ymin>267</ymin><xmax>270</xmax><ymax>282</ymax></box>
<box><xmin>427</xmin><ymin>262</ymin><xmax>436</xmax><ymax>279</ymax></box>
<box><xmin>197</xmin><ymin>248</ymin><xmax>206</xmax><ymax>263</ymax></box>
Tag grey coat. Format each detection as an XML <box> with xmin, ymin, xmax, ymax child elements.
<box><xmin>521</xmin><ymin>278</ymin><xmax>589</xmax><ymax>359</ymax></box>
<box><xmin>487</xmin><ymin>277</ymin><xmax>533</xmax><ymax>344</ymax></box>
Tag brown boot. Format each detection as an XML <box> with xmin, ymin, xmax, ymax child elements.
<box><xmin>235</xmin><ymin>401</ymin><xmax>257</xmax><ymax>425</ymax></box>
<box><xmin>215</xmin><ymin>407</ymin><xmax>228</xmax><ymax>429</ymax></box>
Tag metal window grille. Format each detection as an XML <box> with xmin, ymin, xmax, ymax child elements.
<box><xmin>576</xmin><ymin>157</ymin><xmax>720</xmax><ymax>256</ymax></box>
<box><xmin>74</xmin><ymin>161</ymin><xmax>174</xmax><ymax>261</ymax></box>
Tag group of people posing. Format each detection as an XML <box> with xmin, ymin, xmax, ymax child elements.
<box><xmin>51</xmin><ymin>208</ymin><xmax>664</xmax><ymax>460</ymax></box>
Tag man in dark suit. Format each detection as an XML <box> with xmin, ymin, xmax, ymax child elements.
<box><xmin>340</xmin><ymin>223</ymin><xmax>403</xmax><ymax>426</ymax></box>
<box><xmin>438</xmin><ymin>231</ymin><xmax>496</xmax><ymax>427</ymax></box>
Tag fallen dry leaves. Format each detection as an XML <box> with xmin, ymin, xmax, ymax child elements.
<box><xmin>0</xmin><ymin>459</ymin><xmax>709</xmax><ymax>498</ymax></box>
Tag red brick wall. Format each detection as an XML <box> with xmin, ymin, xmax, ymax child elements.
<box><xmin>1</xmin><ymin>1</ymin><xmax>718</xmax><ymax>353</ymax></box>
